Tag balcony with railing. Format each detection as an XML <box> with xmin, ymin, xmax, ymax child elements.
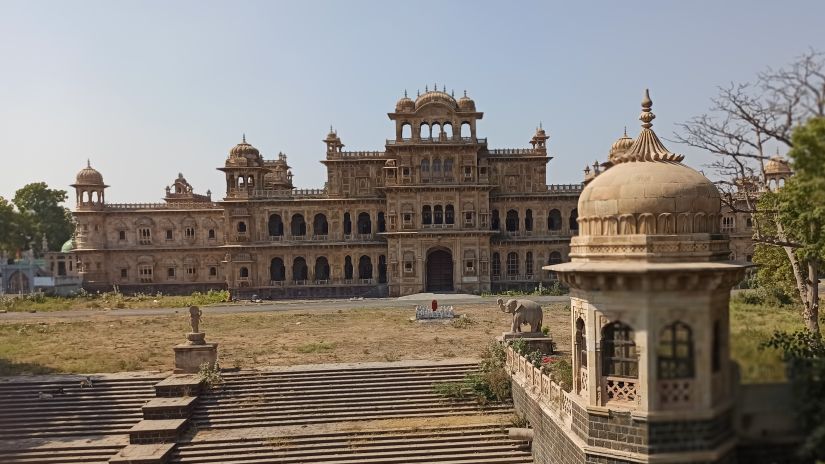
<box><xmin>546</xmin><ymin>184</ymin><xmax>584</xmax><ymax>193</ymax></box>
<box><xmin>226</xmin><ymin>188</ymin><xmax>328</xmax><ymax>199</ymax></box>
<box><xmin>326</xmin><ymin>150</ymin><xmax>386</xmax><ymax>159</ymax></box>
<box><xmin>487</xmin><ymin>148</ymin><xmax>539</xmax><ymax>156</ymax></box>
<box><xmin>386</xmin><ymin>137</ymin><xmax>486</xmax><ymax>145</ymax></box>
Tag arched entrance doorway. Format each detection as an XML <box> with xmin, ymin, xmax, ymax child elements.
<box><xmin>426</xmin><ymin>248</ymin><xmax>453</xmax><ymax>292</ymax></box>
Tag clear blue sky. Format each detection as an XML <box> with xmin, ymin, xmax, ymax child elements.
<box><xmin>1</xmin><ymin>1</ymin><xmax>823</xmax><ymax>203</ymax></box>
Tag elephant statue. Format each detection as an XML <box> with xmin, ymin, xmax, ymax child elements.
<box><xmin>497</xmin><ymin>298</ymin><xmax>543</xmax><ymax>333</ymax></box>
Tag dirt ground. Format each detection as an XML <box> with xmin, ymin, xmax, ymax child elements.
<box><xmin>0</xmin><ymin>303</ymin><xmax>571</xmax><ymax>375</ymax></box>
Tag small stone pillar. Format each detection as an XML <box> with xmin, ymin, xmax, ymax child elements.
<box><xmin>173</xmin><ymin>306</ymin><xmax>218</xmax><ymax>374</ymax></box>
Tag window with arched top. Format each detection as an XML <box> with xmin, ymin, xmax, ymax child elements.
<box><xmin>506</xmin><ymin>252</ymin><xmax>519</xmax><ymax>276</ymax></box>
<box><xmin>434</xmin><ymin>205</ymin><xmax>443</xmax><ymax>224</ymax></box>
<box><xmin>444</xmin><ymin>158</ymin><xmax>453</xmax><ymax>176</ymax></box>
<box><xmin>491</xmin><ymin>209</ymin><xmax>500</xmax><ymax>230</ymax></box>
<box><xmin>569</xmin><ymin>209</ymin><xmax>579</xmax><ymax>231</ymax></box>
<box><xmin>526</xmin><ymin>251</ymin><xmax>533</xmax><ymax>275</ymax></box>
<box><xmin>313</xmin><ymin>213</ymin><xmax>329</xmax><ymax>236</ymax></box>
<box><xmin>270</xmin><ymin>257</ymin><xmax>285</xmax><ymax>282</ymax></box>
<box><xmin>421</xmin><ymin>159</ymin><xmax>430</xmax><ymax>175</ymax></box>
<box><xmin>445</xmin><ymin>205</ymin><xmax>454</xmax><ymax>225</ymax></box>
<box><xmin>525</xmin><ymin>209</ymin><xmax>533</xmax><ymax>231</ymax></box>
<box><xmin>548</xmin><ymin>209</ymin><xmax>562</xmax><ymax>231</ymax></box>
<box><xmin>268</xmin><ymin>214</ymin><xmax>284</xmax><ymax>237</ymax></box>
<box><xmin>658</xmin><ymin>321</ymin><xmax>694</xmax><ymax>379</ymax></box>
<box><xmin>401</xmin><ymin>123</ymin><xmax>412</xmax><ymax>139</ymax></box>
<box><xmin>602</xmin><ymin>322</ymin><xmax>637</xmax><ymax>378</ymax></box>
<box><xmin>239</xmin><ymin>267</ymin><xmax>249</xmax><ymax>278</ymax></box>
<box><xmin>432</xmin><ymin>159</ymin><xmax>441</xmax><ymax>176</ymax></box>
<box><xmin>344</xmin><ymin>256</ymin><xmax>353</xmax><ymax>280</ymax></box>
<box><xmin>460</xmin><ymin>122</ymin><xmax>471</xmax><ymax>138</ymax></box>
<box><xmin>506</xmin><ymin>210</ymin><xmax>519</xmax><ymax>232</ymax></box>
<box><xmin>422</xmin><ymin>205</ymin><xmax>432</xmax><ymax>225</ymax></box>
<box><xmin>358</xmin><ymin>255</ymin><xmax>373</xmax><ymax>279</ymax></box>
<box><xmin>420</xmin><ymin>123</ymin><xmax>430</xmax><ymax>139</ymax></box>
<box><xmin>291</xmin><ymin>214</ymin><xmax>306</xmax><ymax>237</ymax></box>
<box><xmin>575</xmin><ymin>317</ymin><xmax>587</xmax><ymax>368</ymax></box>
<box><xmin>314</xmin><ymin>256</ymin><xmax>330</xmax><ymax>281</ymax></box>
<box><xmin>548</xmin><ymin>251</ymin><xmax>562</xmax><ymax>265</ymax></box>
<box><xmin>443</xmin><ymin>123</ymin><xmax>453</xmax><ymax>138</ymax></box>
<box><xmin>491</xmin><ymin>252</ymin><xmax>501</xmax><ymax>277</ymax></box>
<box><xmin>292</xmin><ymin>257</ymin><xmax>308</xmax><ymax>281</ymax></box>
<box><xmin>237</xmin><ymin>221</ymin><xmax>247</xmax><ymax>233</ymax></box>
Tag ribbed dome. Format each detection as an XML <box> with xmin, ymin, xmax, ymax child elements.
<box><xmin>457</xmin><ymin>91</ymin><xmax>476</xmax><ymax>112</ymax></box>
<box><xmin>608</xmin><ymin>130</ymin><xmax>634</xmax><ymax>163</ymax></box>
<box><xmin>229</xmin><ymin>135</ymin><xmax>260</xmax><ymax>159</ymax></box>
<box><xmin>395</xmin><ymin>91</ymin><xmax>415</xmax><ymax>112</ymax></box>
<box><xmin>415</xmin><ymin>89</ymin><xmax>457</xmax><ymax>110</ymax></box>
<box><xmin>74</xmin><ymin>161</ymin><xmax>104</xmax><ymax>185</ymax></box>
<box><xmin>765</xmin><ymin>155</ymin><xmax>791</xmax><ymax>175</ymax></box>
<box><xmin>577</xmin><ymin>90</ymin><xmax>721</xmax><ymax>235</ymax></box>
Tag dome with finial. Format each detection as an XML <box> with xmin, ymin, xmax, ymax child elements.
<box><xmin>457</xmin><ymin>90</ymin><xmax>476</xmax><ymax>112</ymax></box>
<box><xmin>395</xmin><ymin>90</ymin><xmax>415</xmax><ymax>112</ymax></box>
<box><xmin>608</xmin><ymin>128</ymin><xmax>634</xmax><ymax>162</ymax></box>
<box><xmin>415</xmin><ymin>84</ymin><xmax>457</xmax><ymax>110</ymax></box>
<box><xmin>576</xmin><ymin>89</ymin><xmax>722</xmax><ymax>248</ymax></box>
<box><xmin>229</xmin><ymin>134</ymin><xmax>261</xmax><ymax>163</ymax></box>
<box><xmin>765</xmin><ymin>154</ymin><xmax>791</xmax><ymax>175</ymax></box>
<box><xmin>74</xmin><ymin>160</ymin><xmax>104</xmax><ymax>185</ymax></box>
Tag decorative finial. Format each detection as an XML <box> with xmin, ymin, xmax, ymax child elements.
<box><xmin>86</xmin><ymin>158</ymin><xmax>91</xmax><ymax>168</ymax></box>
<box><xmin>442</xmin><ymin>85</ymin><xmax>446</xmax><ymax>92</ymax></box>
<box><xmin>639</xmin><ymin>88</ymin><xmax>655</xmax><ymax>129</ymax></box>
<box><xmin>451</xmin><ymin>89</ymin><xmax>454</xmax><ymax>97</ymax></box>
<box><xmin>434</xmin><ymin>82</ymin><xmax>437</xmax><ymax>91</ymax></box>
<box><xmin>417</xmin><ymin>89</ymin><xmax>420</xmax><ymax>97</ymax></box>
<box><xmin>463</xmin><ymin>90</ymin><xmax>467</xmax><ymax>97</ymax></box>
<box><xmin>242</xmin><ymin>133</ymin><xmax>246</xmax><ymax>143</ymax></box>
<box><xmin>404</xmin><ymin>89</ymin><xmax>407</xmax><ymax>98</ymax></box>
<box><xmin>623</xmin><ymin>126</ymin><xmax>628</xmax><ymax>137</ymax></box>
<box><xmin>425</xmin><ymin>85</ymin><xmax>428</xmax><ymax>92</ymax></box>
<box><xmin>539</xmin><ymin>121</ymin><xmax>543</xmax><ymax>130</ymax></box>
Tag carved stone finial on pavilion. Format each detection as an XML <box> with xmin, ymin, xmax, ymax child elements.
<box><xmin>613</xmin><ymin>89</ymin><xmax>684</xmax><ymax>164</ymax></box>
<box><xmin>242</xmin><ymin>133</ymin><xmax>246</xmax><ymax>143</ymax></box>
<box><xmin>87</xmin><ymin>158</ymin><xmax>91</xmax><ymax>168</ymax></box>
<box><xmin>404</xmin><ymin>89</ymin><xmax>407</xmax><ymax>98</ymax></box>
<box><xmin>640</xmin><ymin>88</ymin><xmax>655</xmax><ymax>129</ymax></box>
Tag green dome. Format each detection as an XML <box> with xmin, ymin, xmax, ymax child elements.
<box><xmin>61</xmin><ymin>239</ymin><xmax>75</xmax><ymax>253</ymax></box>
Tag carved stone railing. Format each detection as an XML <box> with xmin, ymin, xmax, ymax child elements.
<box><xmin>327</xmin><ymin>150</ymin><xmax>385</xmax><ymax>159</ymax></box>
<box><xmin>506</xmin><ymin>346</ymin><xmax>576</xmax><ymax>429</ymax></box>
<box><xmin>487</xmin><ymin>148</ymin><xmax>538</xmax><ymax>156</ymax></box>
<box><xmin>604</xmin><ymin>376</ymin><xmax>638</xmax><ymax>403</ymax></box>
<box><xmin>546</xmin><ymin>184</ymin><xmax>584</xmax><ymax>193</ymax></box>
<box><xmin>227</xmin><ymin>188</ymin><xmax>328</xmax><ymax>199</ymax></box>
<box><xmin>386</xmin><ymin>137</ymin><xmax>486</xmax><ymax>145</ymax></box>
<box><xmin>105</xmin><ymin>202</ymin><xmax>220</xmax><ymax>210</ymax></box>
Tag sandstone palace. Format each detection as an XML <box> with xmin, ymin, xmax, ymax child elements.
<box><xmin>68</xmin><ymin>88</ymin><xmax>583</xmax><ymax>297</ymax></box>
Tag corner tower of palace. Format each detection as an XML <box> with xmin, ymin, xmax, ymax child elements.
<box><xmin>68</xmin><ymin>87</ymin><xmax>583</xmax><ymax>298</ymax></box>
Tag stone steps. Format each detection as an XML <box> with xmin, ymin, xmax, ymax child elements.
<box><xmin>0</xmin><ymin>444</ymin><xmax>123</xmax><ymax>464</ymax></box>
<box><xmin>171</xmin><ymin>425</ymin><xmax>533</xmax><ymax>463</ymax></box>
<box><xmin>0</xmin><ymin>376</ymin><xmax>162</xmax><ymax>440</ymax></box>
<box><xmin>193</xmin><ymin>363</ymin><xmax>491</xmax><ymax>430</ymax></box>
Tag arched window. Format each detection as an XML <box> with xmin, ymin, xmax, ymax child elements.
<box><xmin>377</xmin><ymin>212</ymin><xmax>386</xmax><ymax>232</ymax></box>
<box><xmin>421</xmin><ymin>159</ymin><xmax>430</xmax><ymax>176</ymax></box>
<box><xmin>506</xmin><ymin>252</ymin><xmax>519</xmax><ymax>276</ymax></box>
<box><xmin>358</xmin><ymin>255</ymin><xmax>373</xmax><ymax>280</ymax></box>
<box><xmin>548</xmin><ymin>251</ymin><xmax>562</xmax><ymax>264</ymax></box>
<box><xmin>357</xmin><ymin>212</ymin><xmax>371</xmax><ymax>234</ymax></box>
<box><xmin>268</xmin><ymin>214</ymin><xmax>284</xmax><ymax>237</ymax></box>
<box><xmin>420</xmin><ymin>123</ymin><xmax>430</xmax><ymax>139</ymax></box>
<box><xmin>526</xmin><ymin>251</ymin><xmax>533</xmax><ymax>276</ymax></box>
<box><xmin>491</xmin><ymin>252</ymin><xmax>501</xmax><ymax>277</ymax></box>
<box><xmin>548</xmin><ymin>209</ymin><xmax>562</xmax><ymax>231</ymax></box>
<box><xmin>491</xmin><ymin>209</ymin><xmax>500</xmax><ymax>230</ymax></box>
<box><xmin>432</xmin><ymin>159</ymin><xmax>441</xmax><ymax>176</ymax></box>
<box><xmin>460</xmin><ymin>122</ymin><xmax>471</xmax><ymax>138</ymax></box>
<box><xmin>270</xmin><ymin>258</ymin><xmax>285</xmax><ymax>282</ymax></box>
<box><xmin>314</xmin><ymin>256</ymin><xmax>330</xmax><ymax>281</ymax></box>
<box><xmin>575</xmin><ymin>317</ymin><xmax>587</xmax><ymax>368</ymax></box>
<box><xmin>443</xmin><ymin>123</ymin><xmax>453</xmax><ymax>139</ymax></box>
<box><xmin>506</xmin><ymin>209</ymin><xmax>519</xmax><ymax>232</ymax></box>
<box><xmin>291</xmin><ymin>214</ymin><xmax>306</xmax><ymax>237</ymax></box>
<box><xmin>401</xmin><ymin>123</ymin><xmax>412</xmax><ymax>139</ymax></box>
<box><xmin>569</xmin><ymin>208</ymin><xmax>579</xmax><ymax>231</ymax></box>
<box><xmin>313</xmin><ymin>213</ymin><xmax>328</xmax><ymax>236</ymax></box>
<box><xmin>658</xmin><ymin>321</ymin><xmax>694</xmax><ymax>379</ymax></box>
<box><xmin>292</xmin><ymin>257</ymin><xmax>308</xmax><ymax>281</ymax></box>
<box><xmin>434</xmin><ymin>205</ymin><xmax>443</xmax><ymax>224</ymax></box>
<box><xmin>239</xmin><ymin>267</ymin><xmax>249</xmax><ymax>278</ymax></box>
<box><xmin>443</xmin><ymin>158</ymin><xmax>453</xmax><ymax>176</ymax></box>
<box><xmin>525</xmin><ymin>209</ymin><xmax>533</xmax><ymax>231</ymax></box>
<box><xmin>602</xmin><ymin>322</ymin><xmax>637</xmax><ymax>378</ymax></box>
<box><xmin>208</xmin><ymin>229</ymin><xmax>216</xmax><ymax>239</ymax></box>
<box><xmin>431</xmin><ymin>123</ymin><xmax>441</xmax><ymax>139</ymax></box>
<box><xmin>344</xmin><ymin>256</ymin><xmax>353</xmax><ymax>280</ymax></box>
<box><xmin>422</xmin><ymin>205</ymin><xmax>432</xmax><ymax>225</ymax></box>
<box><xmin>445</xmin><ymin>205</ymin><xmax>455</xmax><ymax>225</ymax></box>
<box><xmin>378</xmin><ymin>255</ymin><xmax>387</xmax><ymax>283</ymax></box>
<box><xmin>343</xmin><ymin>212</ymin><xmax>352</xmax><ymax>235</ymax></box>
<box><xmin>237</xmin><ymin>221</ymin><xmax>247</xmax><ymax>233</ymax></box>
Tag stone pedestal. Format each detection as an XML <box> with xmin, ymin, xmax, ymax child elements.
<box><xmin>497</xmin><ymin>332</ymin><xmax>555</xmax><ymax>354</ymax></box>
<box><xmin>173</xmin><ymin>333</ymin><xmax>217</xmax><ymax>374</ymax></box>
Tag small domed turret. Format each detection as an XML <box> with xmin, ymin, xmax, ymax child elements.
<box><xmin>229</xmin><ymin>134</ymin><xmax>261</xmax><ymax>162</ymax></box>
<box><xmin>457</xmin><ymin>90</ymin><xmax>476</xmax><ymax>112</ymax></box>
<box><xmin>608</xmin><ymin>129</ymin><xmax>634</xmax><ymax>163</ymax></box>
<box><xmin>395</xmin><ymin>90</ymin><xmax>415</xmax><ymax>112</ymax></box>
<box><xmin>765</xmin><ymin>155</ymin><xmax>791</xmax><ymax>175</ymax></box>
<box><xmin>74</xmin><ymin>160</ymin><xmax>104</xmax><ymax>185</ymax></box>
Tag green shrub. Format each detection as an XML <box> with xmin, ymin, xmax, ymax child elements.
<box><xmin>198</xmin><ymin>361</ymin><xmax>224</xmax><ymax>390</ymax></box>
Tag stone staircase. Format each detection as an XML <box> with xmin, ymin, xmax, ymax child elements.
<box><xmin>171</xmin><ymin>424</ymin><xmax>533</xmax><ymax>463</ymax></box>
<box><xmin>0</xmin><ymin>362</ymin><xmax>534</xmax><ymax>464</ymax></box>
<box><xmin>193</xmin><ymin>362</ymin><xmax>509</xmax><ymax>430</ymax></box>
<box><xmin>0</xmin><ymin>374</ymin><xmax>165</xmax><ymax>463</ymax></box>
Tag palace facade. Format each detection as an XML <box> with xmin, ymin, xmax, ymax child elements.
<box><xmin>70</xmin><ymin>89</ymin><xmax>583</xmax><ymax>297</ymax></box>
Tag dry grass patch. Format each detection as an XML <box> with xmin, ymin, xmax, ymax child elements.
<box><xmin>0</xmin><ymin>303</ymin><xmax>571</xmax><ymax>375</ymax></box>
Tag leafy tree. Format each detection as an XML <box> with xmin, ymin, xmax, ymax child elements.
<box><xmin>675</xmin><ymin>50</ymin><xmax>825</xmax><ymax>334</ymax></box>
<box><xmin>11</xmin><ymin>183</ymin><xmax>74</xmax><ymax>256</ymax></box>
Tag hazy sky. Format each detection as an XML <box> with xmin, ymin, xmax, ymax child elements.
<box><xmin>1</xmin><ymin>1</ymin><xmax>823</xmax><ymax>203</ymax></box>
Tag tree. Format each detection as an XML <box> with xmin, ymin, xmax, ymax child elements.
<box><xmin>11</xmin><ymin>183</ymin><xmax>74</xmax><ymax>256</ymax></box>
<box><xmin>674</xmin><ymin>50</ymin><xmax>825</xmax><ymax>335</ymax></box>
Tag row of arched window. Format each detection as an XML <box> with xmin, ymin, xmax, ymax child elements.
<box><xmin>420</xmin><ymin>158</ymin><xmax>454</xmax><ymax>176</ymax></box>
<box><xmin>235</xmin><ymin>212</ymin><xmax>387</xmax><ymax>238</ymax></box>
<box><xmin>575</xmin><ymin>320</ymin><xmax>698</xmax><ymax>382</ymax></box>
<box><xmin>400</xmin><ymin>122</ymin><xmax>472</xmax><ymax>139</ymax></box>
<box><xmin>422</xmin><ymin>205</ymin><xmax>455</xmax><ymax>225</ymax></box>
<box><xmin>263</xmin><ymin>255</ymin><xmax>387</xmax><ymax>283</ymax></box>
<box><xmin>491</xmin><ymin>209</ymin><xmax>578</xmax><ymax>232</ymax></box>
<box><xmin>490</xmin><ymin>251</ymin><xmax>563</xmax><ymax>277</ymax></box>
